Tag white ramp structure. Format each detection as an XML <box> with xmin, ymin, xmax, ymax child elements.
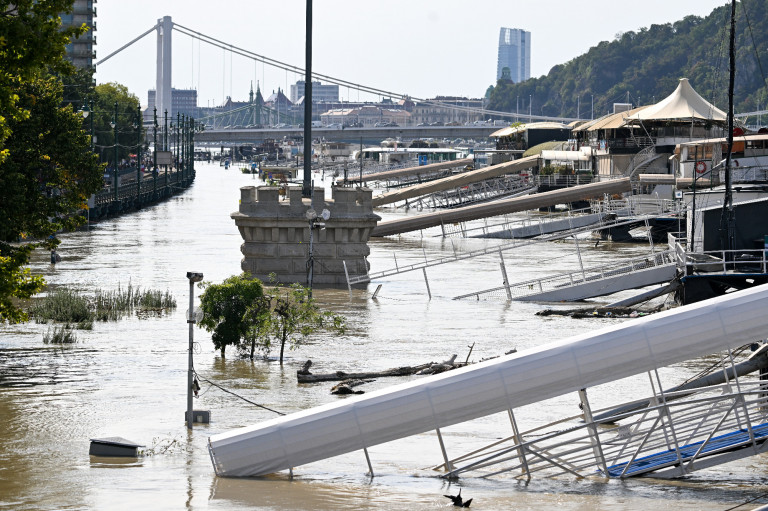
<box><xmin>208</xmin><ymin>284</ymin><xmax>768</xmax><ymax>478</ymax></box>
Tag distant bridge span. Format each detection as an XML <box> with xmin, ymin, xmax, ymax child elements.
<box><xmin>194</xmin><ymin>125</ymin><xmax>499</xmax><ymax>145</ymax></box>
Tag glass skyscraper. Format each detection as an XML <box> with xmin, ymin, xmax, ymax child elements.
<box><xmin>497</xmin><ymin>27</ymin><xmax>530</xmax><ymax>83</ymax></box>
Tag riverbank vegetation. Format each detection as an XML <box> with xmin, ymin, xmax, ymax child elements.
<box><xmin>42</xmin><ymin>324</ymin><xmax>79</xmax><ymax>344</ymax></box>
<box><xmin>29</xmin><ymin>284</ymin><xmax>176</xmax><ymax>328</ymax></box>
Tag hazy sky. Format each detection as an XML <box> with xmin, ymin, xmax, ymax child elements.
<box><xmin>94</xmin><ymin>0</ymin><xmax>729</xmax><ymax>108</ymax></box>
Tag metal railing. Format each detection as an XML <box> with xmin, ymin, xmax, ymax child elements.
<box><xmin>438</xmin><ymin>206</ymin><xmax>597</xmax><ymax>238</ymax></box>
<box><xmin>453</xmin><ymin>248</ymin><xmax>675</xmax><ymax>301</ymax></box>
<box><xmin>443</xmin><ymin>375</ymin><xmax>768</xmax><ymax>479</ymax></box>
<box><xmin>404</xmin><ymin>176</ymin><xmax>534</xmax><ymax>211</ymax></box>
<box><xmin>678</xmin><ymin>247</ymin><xmax>768</xmax><ymax>276</ymax></box>
<box><xmin>534</xmin><ymin>174</ymin><xmax>595</xmax><ymax>187</ymax></box>
<box><xmin>347</xmin><ymin>212</ymin><xmax>669</xmax><ymax>287</ymax></box>
<box><xmin>92</xmin><ymin>168</ymin><xmax>189</xmax><ymax>208</ymax></box>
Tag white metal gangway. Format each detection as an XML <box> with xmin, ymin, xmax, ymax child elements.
<box><xmin>208</xmin><ymin>284</ymin><xmax>768</xmax><ymax>479</ymax></box>
<box><xmin>441</xmin><ymin>355</ymin><xmax>768</xmax><ymax>480</ymax></box>
<box><xmin>402</xmin><ymin>176</ymin><xmax>535</xmax><ymax>211</ymax></box>
<box><xmin>441</xmin><ymin>195</ymin><xmax>683</xmax><ymax>239</ymax></box>
<box><xmin>453</xmin><ymin>248</ymin><xmax>676</xmax><ymax>302</ymax></box>
<box><xmin>346</xmin><ymin>211</ymin><xmax>665</xmax><ymax>287</ymax></box>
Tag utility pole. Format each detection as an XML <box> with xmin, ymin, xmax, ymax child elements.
<box><xmin>302</xmin><ymin>0</ymin><xmax>313</xmax><ymax>198</ymax></box>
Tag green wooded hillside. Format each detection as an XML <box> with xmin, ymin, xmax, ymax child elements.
<box><xmin>488</xmin><ymin>1</ymin><xmax>768</xmax><ymax>120</ymax></box>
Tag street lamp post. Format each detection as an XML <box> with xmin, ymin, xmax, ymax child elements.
<box><xmin>528</xmin><ymin>95</ymin><xmax>532</xmax><ymax>121</ymax></box>
<box><xmin>164</xmin><ymin>110</ymin><xmax>169</xmax><ymax>189</ymax></box>
<box><xmin>186</xmin><ymin>271</ymin><xmax>204</xmax><ymax>429</ymax></box>
<box><xmin>153</xmin><ymin>107</ymin><xmax>158</xmax><ymax>199</ymax></box>
<box><xmin>136</xmin><ymin>106</ymin><xmax>142</xmax><ymax>201</ymax></box>
<box><xmin>176</xmin><ymin>111</ymin><xmax>181</xmax><ymax>183</ymax></box>
<box><xmin>305</xmin><ymin>205</ymin><xmax>330</xmax><ymax>299</ymax></box>
<box><xmin>81</xmin><ymin>100</ymin><xmax>94</xmax><ymax>152</ymax></box>
<box><xmin>112</xmin><ymin>102</ymin><xmax>118</xmax><ymax>203</ymax></box>
<box><xmin>180</xmin><ymin>114</ymin><xmax>185</xmax><ymax>184</ymax></box>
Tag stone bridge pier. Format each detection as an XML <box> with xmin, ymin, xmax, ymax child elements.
<box><xmin>231</xmin><ymin>185</ymin><xmax>381</xmax><ymax>286</ymax></box>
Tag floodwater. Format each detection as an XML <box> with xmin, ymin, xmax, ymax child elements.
<box><xmin>1</xmin><ymin>161</ymin><xmax>766</xmax><ymax>510</ymax></box>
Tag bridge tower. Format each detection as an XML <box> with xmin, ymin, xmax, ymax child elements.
<box><xmin>156</xmin><ymin>16</ymin><xmax>172</xmax><ymax>118</ymax></box>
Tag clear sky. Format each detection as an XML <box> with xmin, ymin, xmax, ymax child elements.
<box><xmin>93</xmin><ymin>0</ymin><xmax>729</xmax><ymax>108</ymax></box>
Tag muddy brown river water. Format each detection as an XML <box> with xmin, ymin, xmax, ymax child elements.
<box><xmin>1</xmin><ymin>162</ymin><xmax>766</xmax><ymax>510</ymax></box>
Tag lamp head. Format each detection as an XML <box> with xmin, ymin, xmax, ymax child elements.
<box><xmin>186</xmin><ymin>271</ymin><xmax>204</xmax><ymax>283</ymax></box>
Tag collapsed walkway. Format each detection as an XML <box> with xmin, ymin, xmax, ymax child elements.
<box><xmin>208</xmin><ymin>285</ymin><xmax>768</xmax><ymax>479</ymax></box>
<box><xmin>371</xmin><ymin>177</ymin><xmax>632</xmax><ymax>237</ymax></box>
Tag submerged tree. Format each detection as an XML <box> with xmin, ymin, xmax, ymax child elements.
<box><xmin>197</xmin><ymin>273</ymin><xmax>267</xmax><ymax>358</ymax></box>
<box><xmin>198</xmin><ymin>273</ymin><xmax>346</xmax><ymax>363</ymax></box>
<box><xmin>258</xmin><ymin>283</ymin><xmax>346</xmax><ymax>364</ymax></box>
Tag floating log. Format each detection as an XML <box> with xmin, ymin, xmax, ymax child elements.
<box><xmin>297</xmin><ymin>355</ymin><xmax>463</xmax><ymax>384</ymax></box>
<box><xmin>536</xmin><ymin>305</ymin><xmax>665</xmax><ymax>319</ymax></box>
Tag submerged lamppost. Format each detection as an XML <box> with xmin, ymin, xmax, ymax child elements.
<box><xmin>186</xmin><ymin>271</ymin><xmax>204</xmax><ymax>429</ymax></box>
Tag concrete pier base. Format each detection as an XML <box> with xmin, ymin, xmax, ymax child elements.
<box><xmin>232</xmin><ymin>185</ymin><xmax>380</xmax><ymax>286</ymax></box>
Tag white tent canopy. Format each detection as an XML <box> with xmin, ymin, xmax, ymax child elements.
<box><xmin>626</xmin><ymin>78</ymin><xmax>726</xmax><ymax>122</ymax></box>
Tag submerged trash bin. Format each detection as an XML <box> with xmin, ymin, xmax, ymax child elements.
<box><xmin>89</xmin><ymin>437</ymin><xmax>144</xmax><ymax>457</ymax></box>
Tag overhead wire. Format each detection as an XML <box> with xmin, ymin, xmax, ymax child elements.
<box><xmin>194</xmin><ymin>371</ymin><xmax>286</xmax><ymax>416</ymax></box>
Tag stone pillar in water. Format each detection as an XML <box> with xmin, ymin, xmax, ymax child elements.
<box><xmin>231</xmin><ymin>185</ymin><xmax>381</xmax><ymax>285</ymax></box>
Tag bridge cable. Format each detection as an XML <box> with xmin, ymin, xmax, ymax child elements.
<box><xmin>172</xmin><ymin>22</ymin><xmax>571</xmax><ymax>122</ymax></box>
<box><xmin>94</xmin><ymin>23</ymin><xmax>158</xmax><ymax>67</ymax></box>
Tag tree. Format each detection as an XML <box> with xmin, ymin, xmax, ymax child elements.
<box><xmin>91</xmin><ymin>83</ymin><xmax>141</xmax><ymax>164</ymax></box>
<box><xmin>0</xmin><ymin>1</ymin><xmax>86</xmax><ymax>165</ymax></box>
<box><xmin>197</xmin><ymin>273</ymin><xmax>267</xmax><ymax>358</ymax></box>
<box><xmin>258</xmin><ymin>283</ymin><xmax>346</xmax><ymax>364</ymax></box>
<box><xmin>198</xmin><ymin>273</ymin><xmax>346</xmax><ymax>364</ymax></box>
<box><xmin>0</xmin><ymin>76</ymin><xmax>102</xmax><ymax>323</ymax></box>
<box><xmin>0</xmin><ymin>0</ymin><xmax>101</xmax><ymax>323</ymax></box>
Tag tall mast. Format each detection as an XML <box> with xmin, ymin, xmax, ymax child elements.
<box><xmin>720</xmin><ymin>0</ymin><xmax>736</xmax><ymax>255</ymax></box>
